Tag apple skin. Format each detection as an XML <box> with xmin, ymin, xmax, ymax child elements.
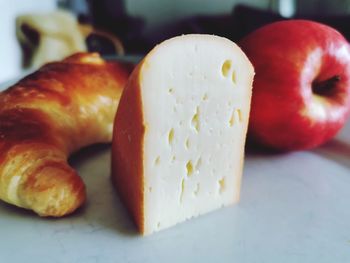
<box><xmin>239</xmin><ymin>20</ymin><xmax>350</xmax><ymax>151</ymax></box>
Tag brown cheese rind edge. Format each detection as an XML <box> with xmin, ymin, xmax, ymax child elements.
<box><xmin>112</xmin><ymin>60</ymin><xmax>146</xmax><ymax>234</ymax></box>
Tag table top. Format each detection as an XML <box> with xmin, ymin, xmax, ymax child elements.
<box><xmin>1</xmin><ymin>75</ymin><xmax>350</xmax><ymax>263</ymax></box>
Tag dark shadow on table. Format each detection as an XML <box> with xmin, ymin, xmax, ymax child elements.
<box><xmin>0</xmin><ymin>143</ymin><xmax>138</xmax><ymax>237</ymax></box>
<box><xmin>69</xmin><ymin>143</ymin><xmax>139</xmax><ymax>237</ymax></box>
<box><xmin>311</xmin><ymin>139</ymin><xmax>350</xmax><ymax>169</ymax></box>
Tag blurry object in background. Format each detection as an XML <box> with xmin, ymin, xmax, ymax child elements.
<box><xmin>16</xmin><ymin>9</ymin><xmax>125</xmax><ymax>70</ymax></box>
<box><xmin>6</xmin><ymin>0</ymin><xmax>350</xmax><ymax>76</ymax></box>
<box><xmin>230</xmin><ymin>4</ymin><xmax>350</xmax><ymax>42</ymax></box>
<box><xmin>296</xmin><ymin>0</ymin><xmax>350</xmax><ymax>16</ymax></box>
<box><xmin>0</xmin><ymin>0</ymin><xmax>56</xmax><ymax>83</ymax></box>
<box><xmin>16</xmin><ymin>10</ymin><xmax>86</xmax><ymax>69</ymax></box>
<box><xmin>134</xmin><ymin>4</ymin><xmax>288</xmax><ymax>54</ymax></box>
<box><xmin>141</xmin><ymin>3</ymin><xmax>350</xmax><ymax>55</ymax></box>
<box><xmin>78</xmin><ymin>22</ymin><xmax>124</xmax><ymax>56</ymax></box>
<box><xmin>59</xmin><ymin>0</ymin><xmax>128</xmax><ymax>55</ymax></box>
<box><xmin>140</xmin><ymin>5</ymin><xmax>284</xmax><ymax>53</ymax></box>
<box><xmin>230</xmin><ymin>5</ymin><xmax>286</xmax><ymax>41</ymax></box>
<box><xmin>87</xmin><ymin>0</ymin><xmax>145</xmax><ymax>53</ymax></box>
<box><xmin>58</xmin><ymin>0</ymin><xmax>145</xmax><ymax>54</ymax></box>
<box><xmin>268</xmin><ymin>0</ymin><xmax>296</xmax><ymax>18</ymax></box>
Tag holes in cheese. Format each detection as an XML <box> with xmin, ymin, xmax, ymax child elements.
<box><xmin>221</xmin><ymin>60</ymin><xmax>232</xmax><ymax>77</ymax></box>
<box><xmin>202</xmin><ymin>93</ymin><xmax>208</xmax><ymax>101</ymax></box>
<box><xmin>237</xmin><ymin>109</ymin><xmax>243</xmax><ymax>122</ymax></box>
<box><xmin>180</xmin><ymin>178</ymin><xmax>185</xmax><ymax>203</ymax></box>
<box><xmin>112</xmin><ymin>34</ymin><xmax>254</xmax><ymax>235</ymax></box>
<box><xmin>186</xmin><ymin>160</ymin><xmax>194</xmax><ymax>177</ymax></box>
<box><xmin>191</xmin><ymin>106</ymin><xmax>200</xmax><ymax>132</ymax></box>
<box><xmin>154</xmin><ymin>156</ymin><xmax>160</xmax><ymax>165</ymax></box>
<box><xmin>232</xmin><ymin>71</ymin><xmax>237</xmax><ymax>84</ymax></box>
<box><xmin>222</xmin><ymin>59</ymin><xmax>237</xmax><ymax>85</ymax></box>
<box><xmin>168</xmin><ymin>128</ymin><xmax>175</xmax><ymax>145</ymax></box>
<box><xmin>218</xmin><ymin>177</ymin><xmax>226</xmax><ymax>194</ymax></box>
<box><xmin>229</xmin><ymin>108</ymin><xmax>243</xmax><ymax>127</ymax></box>
<box><xmin>185</xmin><ymin>138</ymin><xmax>190</xmax><ymax>149</ymax></box>
<box><xmin>229</xmin><ymin>112</ymin><xmax>235</xmax><ymax>127</ymax></box>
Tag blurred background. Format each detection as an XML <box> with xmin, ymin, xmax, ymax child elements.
<box><xmin>1</xmin><ymin>0</ymin><xmax>350</xmax><ymax>83</ymax></box>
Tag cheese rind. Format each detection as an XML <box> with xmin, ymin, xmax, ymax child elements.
<box><xmin>112</xmin><ymin>34</ymin><xmax>254</xmax><ymax>235</ymax></box>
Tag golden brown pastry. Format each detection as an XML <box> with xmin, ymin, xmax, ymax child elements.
<box><xmin>0</xmin><ymin>52</ymin><xmax>131</xmax><ymax>217</ymax></box>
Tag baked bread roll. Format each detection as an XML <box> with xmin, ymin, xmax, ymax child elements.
<box><xmin>0</xmin><ymin>53</ymin><xmax>131</xmax><ymax>217</ymax></box>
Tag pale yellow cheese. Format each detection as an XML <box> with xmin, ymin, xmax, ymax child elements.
<box><xmin>112</xmin><ymin>34</ymin><xmax>254</xmax><ymax>235</ymax></box>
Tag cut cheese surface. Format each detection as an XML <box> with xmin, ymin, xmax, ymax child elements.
<box><xmin>112</xmin><ymin>34</ymin><xmax>254</xmax><ymax>235</ymax></box>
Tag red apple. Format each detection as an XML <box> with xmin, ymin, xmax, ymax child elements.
<box><xmin>239</xmin><ymin>20</ymin><xmax>350</xmax><ymax>151</ymax></box>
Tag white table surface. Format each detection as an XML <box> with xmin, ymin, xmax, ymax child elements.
<box><xmin>0</xmin><ymin>78</ymin><xmax>349</xmax><ymax>263</ymax></box>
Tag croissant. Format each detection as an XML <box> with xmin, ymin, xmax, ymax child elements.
<box><xmin>0</xmin><ymin>53</ymin><xmax>131</xmax><ymax>217</ymax></box>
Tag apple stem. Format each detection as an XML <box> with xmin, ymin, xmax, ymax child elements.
<box><xmin>312</xmin><ymin>75</ymin><xmax>340</xmax><ymax>96</ymax></box>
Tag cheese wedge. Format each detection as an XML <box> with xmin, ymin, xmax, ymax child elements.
<box><xmin>112</xmin><ymin>34</ymin><xmax>254</xmax><ymax>235</ymax></box>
